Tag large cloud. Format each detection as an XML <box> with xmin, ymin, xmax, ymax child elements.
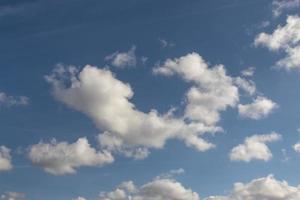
<box><xmin>45</xmin><ymin>64</ymin><xmax>219</xmax><ymax>161</ymax></box>
<box><xmin>206</xmin><ymin>175</ymin><xmax>300</xmax><ymax>200</ymax></box>
<box><xmin>99</xmin><ymin>178</ymin><xmax>199</xmax><ymax>200</ymax></box>
<box><xmin>255</xmin><ymin>15</ymin><xmax>300</xmax><ymax>70</ymax></box>
<box><xmin>230</xmin><ymin>132</ymin><xmax>281</xmax><ymax>162</ymax></box>
<box><xmin>0</xmin><ymin>146</ymin><xmax>13</xmax><ymax>171</ymax></box>
<box><xmin>28</xmin><ymin>137</ymin><xmax>114</xmax><ymax>175</ymax></box>
<box><xmin>238</xmin><ymin>96</ymin><xmax>278</xmax><ymax>120</ymax></box>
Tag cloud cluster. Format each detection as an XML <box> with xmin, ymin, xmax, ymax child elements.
<box><xmin>206</xmin><ymin>175</ymin><xmax>300</xmax><ymax>200</ymax></box>
<box><xmin>0</xmin><ymin>146</ymin><xmax>12</xmax><ymax>171</ymax></box>
<box><xmin>0</xmin><ymin>92</ymin><xmax>29</xmax><ymax>107</ymax></box>
<box><xmin>99</xmin><ymin>178</ymin><xmax>199</xmax><ymax>200</ymax></box>
<box><xmin>105</xmin><ymin>46</ymin><xmax>137</xmax><ymax>68</ymax></box>
<box><xmin>28</xmin><ymin>137</ymin><xmax>114</xmax><ymax>175</ymax></box>
<box><xmin>230</xmin><ymin>132</ymin><xmax>281</xmax><ymax>162</ymax></box>
<box><xmin>272</xmin><ymin>0</ymin><xmax>300</xmax><ymax>17</ymax></box>
<box><xmin>45</xmin><ymin>64</ymin><xmax>219</xmax><ymax>161</ymax></box>
<box><xmin>238</xmin><ymin>96</ymin><xmax>278</xmax><ymax>120</ymax></box>
<box><xmin>255</xmin><ymin>15</ymin><xmax>300</xmax><ymax>70</ymax></box>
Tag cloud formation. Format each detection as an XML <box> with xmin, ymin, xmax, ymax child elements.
<box><xmin>105</xmin><ymin>46</ymin><xmax>137</xmax><ymax>68</ymax></box>
<box><xmin>46</xmin><ymin>64</ymin><xmax>219</xmax><ymax>161</ymax></box>
<box><xmin>99</xmin><ymin>178</ymin><xmax>199</xmax><ymax>200</ymax></box>
<box><xmin>255</xmin><ymin>15</ymin><xmax>300</xmax><ymax>70</ymax></box>
<box><xmin>0</xmin><ymin>146</ymin><xmax>12</xmax><ymax>171</ymax></box>
<box><xmin>230</xmin><ymin>132</ymin><xmax>281</xmax><ymax>162</ymax></box>
<box><xmin>272</xmin><ymin>0</ymin><xmax>300</xmax><ymax>17</ymax></box>
<box><xmin>28</xmin><ymin>137</ymin><xmax>114</xmax><ymax>175</ymax></box>
<box><xmin>206</xmin><ymin>175</ymin><xmax>300</xmax><ymax>200</ymax></box>
<box><xmin>238</xmin><ymin>96</ymin><xmax>278</xmax><ymax>119</ymax></box>
<box><xmin>0</xmin><ymin>92</ymin><xmax>29</xmax><ymax>107</ymax></box>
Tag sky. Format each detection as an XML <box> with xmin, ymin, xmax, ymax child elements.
<box><xmin>1</xmin><ymin>0</ymin><xmax>300</xmax><ymax>199</ymax></box>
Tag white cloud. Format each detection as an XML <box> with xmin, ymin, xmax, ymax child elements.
<box><xmin>153</xmin><ymin>52</ymin><xmax>239</xmax><ymax>126</ymax></box>
<box><xmin>156</xmin><ymin>168</ymin><xmax>185</xmax><ymax>180</ymax></box>
<box><xmin>238</xmin><ymin>96</ymin><xmax>278</xmax><ymax>120</ymax></box>
<box><xmin>45</xmin><ymin>64</ymin><xmax>219</xmax><ymax>161</ymax></box>
<box><xmin>206</xmin><ymin>175</ymin><xmax>300</xmax><ymax>200</ymax></box>
<box><xmin>272</xmin><ymin>0</ymin><xmax>300</xmax><ymax>17</ymax></box>
<box><xmin>0</xmin><ymin>92</ymin><xmax>29</xmax><ymax>107</ymax></box>
<box><xmin>241</xmin><ymin>67</ymin><xmax>255</xmax><ymax>77</ymax></box>
<box><xmin>105</xmin><ymin>46</ymin><xmax>137</xmax><ymax>68</ymax></box>
<box><xmin>293</xmin><ymin>142</ymin><xmax>300</xmax><ymax>152</ymax></box>
<box><xmin>28</xmin><ymin>137</ymin><xmax>114</xmax><ymax>175</ymax></box>
<box><xmin>255</xmin><ymin>15</ymin><xmax>300</xmax><ymax>70</ymax></box>
<box><xmin>99</xmin><ymin>178</ymin><xmax>199</xmax><ymax>200</ymax></box>
<box><xmin>0</xmin><ymin>146</ymin><xmax>13</xmax><ymax>171</ymax></box>
<box><xmin>233</xmin><ymin>77</ymin><xmax>256</xmax><ymax>96</ymax></box>
<box><xmin>230</xmin><ymin>132</ymin><xmax>281</xmax><ymax>162</ymax></box>
<box><xmin>1</xmin><ymin>192</ymin><xmax>25</xmax><ymax>200</ymax></box>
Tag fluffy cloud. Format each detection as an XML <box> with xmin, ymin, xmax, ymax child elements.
<box><xmin>0</xmin><ymin>92</ymin><xmax>29</xmax><ymax>107</ymax></box>
<box><xmin>238</xmin><ymin>96</ymin><xmax>278</xmax><ymax>120</ymax></box>
<box><xmin>293</xmin><ymin>142</ymin><xmax>300</xmax><ymax>152</ymax></box>
<box><xmin>241</xmin><ymin>67</ymin><xmax>255</xmax><ymax>77</ymax></box>
<box><xmin>28</xmin><ymin>137</ymin><xmax>114</xmax><ymax>175</ymax></box>
<box><xmin>233</xmin><ymin>77</ymin><xmax>256</xmax><ymax>96</ymax></box>
<box><xmin>255</xmin><ymin>15</ymin><xmax>300</xmax><ymax>70</ymax></box>
<box><xmin>272</xmin><ymin>0</ymin><xmax>300</xmax><ymax>17</ymax></box>
<box><xmin>153</xmin><ymin>52</ymin><xmax>239</xmax><ymax>126</ymax></box>
<box><xmin>46</xmin><ymin>64</ymin><xmax>219</xmax><ymax>161</ymax></box>
<box><xmin>105</xmin><ymin>46</ymin><xmax>137</xmax><ymax>68</ymax></box>
<box><xmin>0</xmin><ymin>146</ymin><xmax>12</xmax><ymax>171</ymax></box>
<box><xmin>206</xmin><ymin>175</ymin><xmax>300</xmax><ymax>200</ymax></box>
<box><xmin>230</xmin><ymin>132</ymin><xmax>281</xmax><ymax>162</ymax></box>
<box><xmin>99</xmin><ymin>178</ymin><xmax>199</xmax><ymax>200</ymax></box>
<box><xmin>1</xmin><ymin>192</ymin><xmax>25</xmax><ymax>200</ymax></box>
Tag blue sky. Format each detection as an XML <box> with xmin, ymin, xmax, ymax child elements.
<box><xmin>1</xmin><ymin>0</ymin><xmax>300</xmax><ymax>200</ymax></box>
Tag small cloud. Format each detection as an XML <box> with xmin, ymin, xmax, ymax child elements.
<box><xmin>0</xmin><ymin>92</ymin><xmax>29</xmax><ymax>107</ymax></box>
<box><xmin>105</xmin><ymin>46</ymin><xmax>137</xmax><ymax>68</ymax></box>
<box><xmin>158</xmin><ymin>38</ymin><xmax>175</xmax><ymax>48</ymax></box>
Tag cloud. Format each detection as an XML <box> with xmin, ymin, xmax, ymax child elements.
<box><xmin>238</xmin><ymin>96</ymin><xmax>277</xmax><ymax>120</ymax></box>
<box><xmin>73</xmin><ymin>197</ymin><xmax>87</xmax><ymax>200</ymax></box>
<box><xmin>0</xmin><ymin>146</ymin><xmax>13</xmax><ymax>171</ymax></box>
<box><xmin>233</xmin><ymin>77</ymin><xmax>256</xmax><ymax>96</ymax></box>
<box><xmin>255</xmin><ymin>15</ymin><xmax>300</xmax><ymax>70</ymax></box>
<box><xmin>272</xmin><ymin>0</ymin><xmax>300</xmax><ymax>17</ymax></box>
<box><xmin>28</xmin><ymin>137</ymin><xmax>114</xmax><ymax>175</ymax></box>
<box><xmin>45</xmin><ymin>64</ymin><xmax>219</xmax><ymax>161</ymax></box>
<box><xmin>99</xmin><ymin>178</ymin><xmax>199</xmax><ymax>200</ymax></box>
<box><xmin>0</xmin><ymin>92</ymin><xmax>29</xmax><ymax>107</ymax></box>
<box><xmin>229</xmin><ymin>132</ymin><xmax>281</xmax><ymax>162</ymax></box>
<box><xmin>153</xmin><ymin>52</ymin><xmax>239</xmax><ymax>126</ymax></box>
<box><xmin>105</xmin><ymin>46</ymin><xmax>137</xmax><ymax>68</ymax></box>
<box><xmin>293</xmin><ymin>142</ymin><xmax>300</xmax><ymax>152</ymax></box>
<box><xmin>241</xmin><ymin>67</ymin><xmax>255</xmax><ymax>77</ymax></box>
<box><xmin>156</xmin><ymin>168</ymin><xmax>185</xmax><ymax>180</ymax></box>
<box><xmin>0</xmin><ymin>192</ymin><xmax>25</xmax><ymax>200</ymax></box>
<box><xmin>206</xmin><ymin>175</ymin><xmax>300</xmax><ymax>200</ymax></box>
<box><xmin>158</xmin><ymin>38</ymin><xmax>175</xmax><ymax>48</ymax></box>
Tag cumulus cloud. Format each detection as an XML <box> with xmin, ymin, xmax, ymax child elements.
<box><xmin>99</xmin><ymin>178</ymin><xmax>199</xmax><ymax>200</ymax></box>
<box><xmin>28</xmin><ymin>137</ymin><xmax>114</xmax><ymax>175</ymax></box>
<box><xmin>238</xmin><ymin>96</ymin><xmax>278</xmax><ymax>120</ymax></box>
<box><xmin>230</xmin><ymin>132</ymin><xmax>281</xmax><ymax>162</ymax></box>
<box><xmin>153</xmin><ymin>52</ymin><xmax>239</xmax><ymax>126</ymax></box>
<box><xmin>0</xmin><ymin>92</ymin><xmax>29</xmax><ymax>107</ymax></box>
<box><xmin>45</xmin><ymin>64</ymin><xmax>219</xmax><ymax>161</ymax></box>
<box><xmin>0</xmin><ymin>192</ymin><xmax>25</xmax><ymax>200</ymax></box>
<box><xmin>293</xmin><ymin>142</ymin><xmax>300</xmax><ymax>152</ymax></box>
<box><xmin>272</xmin><ymin>0</ymin><xmax>300</xmax><ymax>17</ymax></box>
<box><xmin>206</xmin><ymin>175</ymin><xmax>300</xmax><ymax>200</ymax></box>
<box><xmin>255</xmin><ymin>15</ymin><xmax>300</xmax><ymax>70</ymax></box>
<box><xmin>0</xmin><ymin>146</ymin><xmax>13</xmax><ymax>171</ymax></box>
<box><xmin>105</xmin><ymin>46</ymin><xmax>137</xmax><ymax>68</ymax></box>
